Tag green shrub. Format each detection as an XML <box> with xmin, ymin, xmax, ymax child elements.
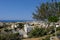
<box><xmin>56</xmin><ymin>27</ymin><xmax>60</xmax><ymax>31</ymax></box>
<box><xmin>17</xmin><ymin>23</ymin><xmax>24</xmax><ymax>29</ymax></box>
<box><xmin>0</xmin><ymin>33</ymin><xmax>22</xmax><ymax>40</ymax></box>
<box><xmin>28</xmin><ymin>27</ymin><xmax>47</xmax><ymax>38</ymax></box>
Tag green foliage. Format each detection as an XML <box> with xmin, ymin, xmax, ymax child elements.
<box><xmin>4</xmin><ymin>29</ymin><xmax>9</xmax><ymax>32</ymax></box>
<box><xmin>48</xmin><ymin>16</ymin><xmax>59</xmax><ymax>22</ymax></box>
<box><xmin>0</xmin><ymin>33</ymin><xmax>22</xmax><ymax>40</ymax></box>
<box><xmin>4</xmin><ymin>28</ymin><xmax>12</xmax><ymax>32</ymax></box>
<box><xmin>47</xmin><ymin>26</ymin><xmax>55</xmax><ymax>34</ymax></box>
<box><xmin>56</xmin><ymin>26</ymin><xmax>60</xmax><ymax>31</ymax></box>
<box><xmin>28</xmin><ymin>27</ymin><xmax>47</xmax><ymax>38</ymax></box>
<box><xmin>17</xmin><ymin>23</ymin><xmax>24</xmax><ymax>29</ymax></box>
<box><xmin>0</xmin><ymin>26</ymin><xmax>4</xmax><ymax>29</ymax></box>
<box><xmin>28</xmin><ymin>26</ymin><xmax>57</xmax><ymax>38</ymax></box>
<box><xmin>32</xmin><ymin>2</ymin><xmax>60</xmax><ymax>21</ymax></box>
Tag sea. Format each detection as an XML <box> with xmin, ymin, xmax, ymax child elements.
<box><xmin>0</xmin><ymin>20</ymin><xmax>33</xmax><ymax>22</ymax></box>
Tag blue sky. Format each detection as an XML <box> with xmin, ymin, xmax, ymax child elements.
<box><xmin>0</xmin><ymin>0</ymin><xmax>60</xmax><ymax>20</ymax></box>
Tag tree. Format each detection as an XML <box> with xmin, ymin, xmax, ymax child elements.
<box><xmin>48</xmin><ymin>16</ymin><xmax>59</xmax><ymax>22</ymax></box>
<box><xmin>32</xmin><ymin>1</ymin><xmax>60</xmax><ymax>36</ymax></box>
<box><xmin>33</xmin><ymin>3</ymin><xmax>49</xmax><ymax>20</ymax></box>
<box><xmin>32</xmin><ymin>2</ymin><xmax>60</xmax><ymax>21</ymax></box>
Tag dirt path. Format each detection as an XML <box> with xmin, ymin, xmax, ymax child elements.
<box><xmin>23</xmin><ymin>38</ymin><xmax>42</xmax><ymax>40</ymax></box>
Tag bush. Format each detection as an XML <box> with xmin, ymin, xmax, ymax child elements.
<box><xmin>56</xmin><ymin>26</ymin><xmax>60</xmax><ymax>31</ymax></box>
<box><xmin>17</xmin><ymin>23</ymin><xmax>24</xmax><ymax>29</ymax></box>
<box><xmin>28</xmin><ymin>27</ymin><xmax>47</xmax><ymax>38</ymax></box>
<box><xmin>0</xmin><ymin>33</ymin><xmax>22</xmax><ymax>40</ymax></box>
<box><xmin>47</xmin><ymin>26</ymin><xmax>55</xmax><ymax>35</ymax></box>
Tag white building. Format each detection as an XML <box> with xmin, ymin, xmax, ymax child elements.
<box><xmin>24</xmin><ymin>23</ymin><xmax>33</xmax><ymax>34</ymax></box>
<box><xmin>30</xmin><ymin>21</ymin><xmax>48</xmax><ymax>28</ymax></box>
<box><xmin>11</xmin><ymin>24</ymin><xmax>18</xmax><ymax>29</ymax></box>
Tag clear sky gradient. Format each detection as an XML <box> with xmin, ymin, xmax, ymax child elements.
<box><xmin>0</xmin><ymin>0</ymin><xmax>60</xmax><ymax>20</ymax></box>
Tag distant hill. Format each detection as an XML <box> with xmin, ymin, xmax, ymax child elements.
<box><xmin>0</xmin><ymin>20</ymin><xmax>33</xmax><ymax>22</ymax></box>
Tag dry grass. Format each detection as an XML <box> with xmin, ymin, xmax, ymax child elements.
<box><xmin>23</xmin><ymin>38</ymin><xmax>42</xmax><ymax>40</ymax></box>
